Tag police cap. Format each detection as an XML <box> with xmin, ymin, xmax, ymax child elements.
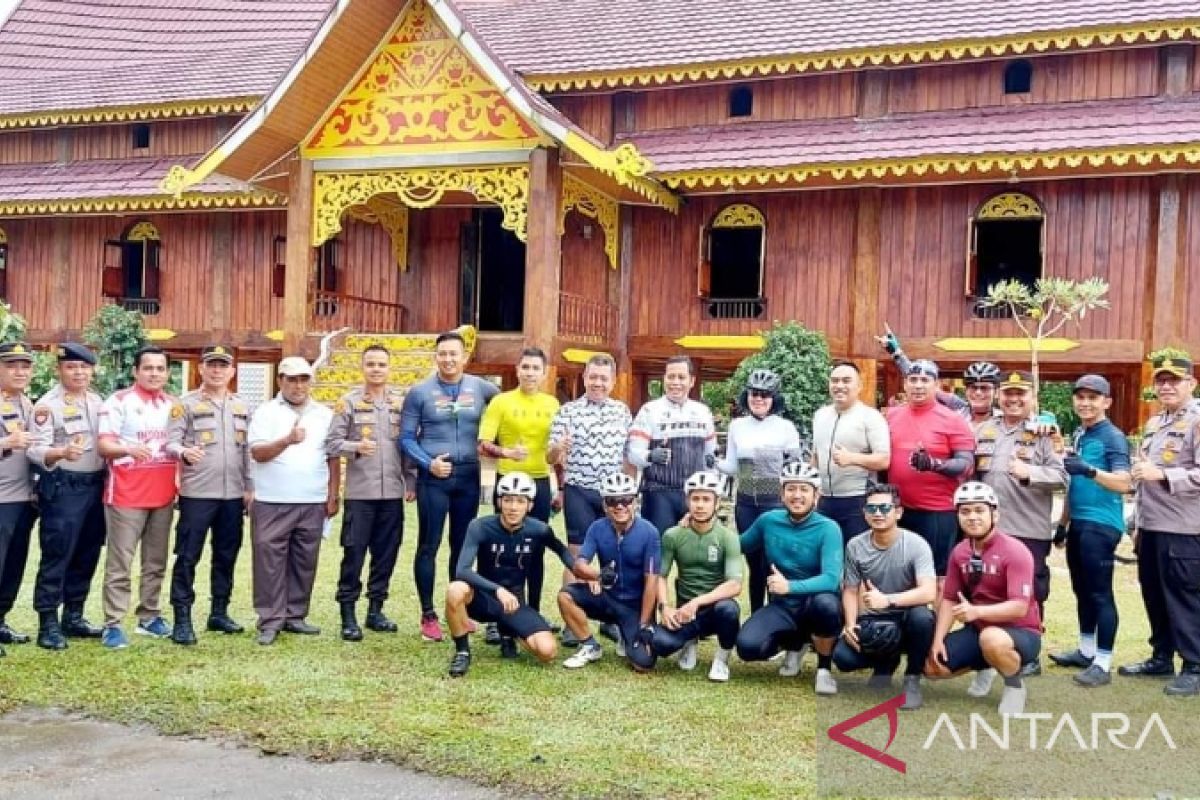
<box><xmin>57</xmin><ymin>342</ymin><xmax>97</xmax><ymax>365</ymax></box>
<box><xmin>0</xmin><ymin>341</ymin><xmax>33</xmax><ymax>363</ymax></box>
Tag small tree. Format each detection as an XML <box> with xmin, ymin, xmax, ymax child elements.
<box><xmin>83</xmin><ymin>304</ymin><xmax>147</xmax><ymax>395</ymax></box>
<box><xmin>710</xmin><ymin>321</ymin><xmax>832</xmax><ymax>438</ymax></box>
<box><xmin>979</xmin><ymin>277</ymin><xmax>1110</xmax><ymax>389</ymax></box>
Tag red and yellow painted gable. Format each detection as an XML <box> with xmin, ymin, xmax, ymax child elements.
<box><xmin>304</xmin><ymin>0</ymin><xmax>545</xmax><ymax>158</ymax></box>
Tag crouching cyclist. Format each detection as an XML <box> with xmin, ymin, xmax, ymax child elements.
<box><xmin>652</xmin><ymin>471</ymin><xmax>743</xmax><ymax>682</ymax></box>
<box><xmin>833</xmin><ymin>483</ymin><xmax>937</xmax><ymax>709</ymax></box>
<box><xmin>446</xmin><ymin>473</ymin><xmax>585</xmax><ymax>678</ymax></box>
<box><xmin>558</xmin><ymin>472</ymin><xmax>660</xmax><ymax>672</ymax></box>
<box><xmin>735</xmin><ymin>462</ymin><xmax>843</xmax><ymax>695</ymax></box>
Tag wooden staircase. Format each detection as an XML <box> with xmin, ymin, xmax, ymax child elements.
<box><xmin>311</xmin><ymin>325</ymin><xmax>478</xmax><ymax>404</ymax></box>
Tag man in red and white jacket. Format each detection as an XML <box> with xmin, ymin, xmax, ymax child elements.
<box><xmin>97</xmin><ymin>346</ymin><xmax>179</xmax><ymax>649</ymax></box>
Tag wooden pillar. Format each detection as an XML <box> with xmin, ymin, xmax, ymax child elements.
<box><xmin>1142</xmin><ymin>174</ymin><xmax>1188</xmax><ymax>428</ymax></box>
<box><xmin>283</xmin><ymin>157</ymin><xmax>314</xmax><ymax>356</ymax></box>
<box><xmin>852</xmin><ymin>357</ymin><xmax>879</xmax><ymax>409</ymax></box>
<box><xmin>849</xmin><ymin>188</ymin><xmax>883</xmax><ymax>357</ymax></box>
<box><xmin>611</xmin><ymin>204</ymin><xmax>636</xmax><ymax>404</ymax></box>
<box><xmin>210</xmin><ymin>212</ymin><xmax>233</xmax><ymax>336</ymax></box>
<box><xmin>50</xmin><ymin>218</ymin><xmax>70</xmax><ymax>331</ymax></box>
<box><xmin>524</xmin><ymin>147</ymin><xmax>562</xmax><ymax>390</ymax></box>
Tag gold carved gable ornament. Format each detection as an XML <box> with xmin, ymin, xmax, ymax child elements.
<box><xmin>976</xmin><ymin>192</ymin><xmax>1044</xmax><ymax>220</ymax></box>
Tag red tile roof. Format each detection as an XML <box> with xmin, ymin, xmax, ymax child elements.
<box><xmin>0</xmin><ymin>156</ymin><xmax>259</xmax><ymax>203</ymax></box>
<box><xmin>0</xmin><ymin>0</ymin><xmax>331</xmax><ymax>114</ymax></box>
<box><xmin>456</xmin><ymin>0</ymin><xmax>1200</xmax><ymax>76</ymax></box>
<box><xmin>620</xmin><ymin>96</ymin><xmax>1200</xmax><ymax>174</ymax></box>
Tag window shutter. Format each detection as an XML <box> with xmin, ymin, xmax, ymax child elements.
<box><xmin>697</xmin><ymin>225</ymin><xmax>712</xmax><ymax>298</ymax></box>
<box><xmin>102</xmin><ymin>240</ymin><xmax>124</xmax><ymax>298</ymax></box>
<box><xmin>143</xmin><ymin>239</ymin><xmax>161</xmax><ymax>299</ymax></box>
<box><xmin>964</xmin><ymin>217</ymin><xmax>978</xmax><ymax>298</ymax></box>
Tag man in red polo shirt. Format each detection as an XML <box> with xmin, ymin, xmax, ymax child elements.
<box><xmin>887</xmin><ymin>359</ymin><xmax>976</xmax><ymax>579</ymax></box>
<box><xmin>97</xmin><ymin>346</ymin><xmax>179</xmax><ymax>649</ymax></box>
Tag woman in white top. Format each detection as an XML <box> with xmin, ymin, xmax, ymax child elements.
<box><xmin>717</xmin><ymin>369</ymin><xmax>802</xmax><ymax>612</ymax></box>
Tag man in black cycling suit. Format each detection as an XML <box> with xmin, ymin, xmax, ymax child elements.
<box><xmin>445</xmin><ymin>472</ymin><xmax>584</xmax><ymax>677</ymax></box>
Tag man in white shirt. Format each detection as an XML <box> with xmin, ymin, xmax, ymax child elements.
<box><xmin>248</xmin><ymin>357</ymin><xmax>338</xmax><ymax>646</ymax></box>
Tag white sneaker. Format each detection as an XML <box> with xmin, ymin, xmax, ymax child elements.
<box><xmin>678</xmin><ymin>639</ymin><xmax>698</xmax><ymax>671</ymax></box>
<box><xmin>998</xmin><ymin>683</ymin><xmax>1027</xmax><ymax>715</ymax></box>
<box><xmin>815</xmin><ymin>668</ymin><xmax>838</xmax><ymax>696</ymax></box>
<box><xmin>778</xmin><ymin>650</ymin><xmax>802</xmax><ymax>677</ymax></box>
<box><xmin>968</xmin><ymin>668</ymin><xmax>997</xmax><ymax>697</ymax></box>
<box><xmin>708</xmin><ymin>658</ymin><xmax>730</xmax><ymax>682</ymax></box>
<box><xmin>563</xmin><ymin>643</ymin><xmax>603</xmax><ymax>669</ymax></box>
<box><xmin>615</xmin><ymin>629</ymin><xmax>626</xmax><ymax>658</ymax></box>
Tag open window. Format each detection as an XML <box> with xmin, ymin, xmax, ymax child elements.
<box><xmin>729</xmin><ymin>85</ymin><xmax>754</xmax><ymax>118</ymax></box>
<box><xmin>966</xmin><ymin>192</ymin><xmax>1044</xmax><ymax>318</ymax></box>
<box><xmin>698</xmin><ymin>204</ymin><xmax>766</xmax><ymax>320</ymax></box>
<box><xmin>102</xmin><ymin>221</ymin><xmax>161</xmax><ymax>315</ymax></box>
<box><xmin>0</xmin><ymin>227</ymin><xmax>8</xmax><ymax>301</ymax></box>
<box><xmin>1003</xmin><ymin>60</ymin><xmax>1033</xmax><ymax>95</ymax></box>
<box><xmin>460</xmin><ymin>208</ymin><xmax>525</xmax><ymax>332</ymax></box>
<box><xmin>312</xmin><ymin>237</ymin><xmax>340</xmax><ymax>316</ymax></box>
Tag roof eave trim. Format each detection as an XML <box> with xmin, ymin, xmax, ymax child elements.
<box><xmin>0</xmin><ymin>97</ymin><xmax>259</xmax><ymax>131</ymax></box>
<box><xmin>0</xmin><ymin>191</ymin><xmax>284</xmax><ymax>217</ymax></box>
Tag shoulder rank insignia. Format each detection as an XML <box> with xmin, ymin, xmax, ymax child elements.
<box><xmin>334</xmin><ymin>399</ymin><xmax>348</xmax><ymax>414</ymax></box>
<box><xmin>170</xmin><ymin>404</ymin><xmax>184</xmax><ymax>420</ymax></box>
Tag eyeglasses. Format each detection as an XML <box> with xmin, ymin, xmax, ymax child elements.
<box><xmin>603</xmin><ymin>496</ymin><xmax>636</xmax><ymax>509</ymax></box>
<box><xmin>748</xmin><ymin>390</ymin><xmax>773</xmax><ymax>399</ymax></box>
<box><xmin>863</xmin><ymin>503</ymin><xmax>894</xmax><ymax>515</ymax></box>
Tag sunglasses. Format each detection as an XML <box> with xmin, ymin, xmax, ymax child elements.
<box><xmin>864</xmin><ymin>502</ymin><xmax>895</xmax><ymax>515</ymax></box>
<box><xmin>748</xmin><ymin>389</ymin><xmax>773</xmax><ymax>399</ymax></box>
<box><xmin>603</xmin><ymin>496</ymin><xmax>636</xmax><ymax>509</ymax></box>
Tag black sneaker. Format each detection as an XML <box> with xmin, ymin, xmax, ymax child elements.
<box><xmin>1163</xmin><ymin>669</ymin><xmax>1200</xmax><ymax>697</ymax></box>
<box><xmin>485</xmin><ymin>623</ymin><xmax>501</xmax><ymax>646</ymax></box>
<box><xmin>1050</xmin><ymin>649</ymin><xmax>1093</xmax><ymax>669</ymax></box>
<box><xmin>1073</xmin><ymin>664</ymin><xmax>1112</xmax><ymax>688</ymax></box>
<box><xmin>0</xmin><ymin>621</ymin><xmax>30</xmax><ymax>645</ymax></box>
<box><xmin>1019</xmin><ymin>658</ymin><xmax>1042</xmax><ymax>677</ymax></box>
<box><xmin>448</xmin><ymin>650</ymin><xmax>472</xmax><ymax>678</ymax></box>
<box><xmin>499</xmin><ymin>637</ymin><xmax>519</xmax><ymax>659</ymax></box>
<box><xmin>560</xmin><ymin>627</ymin><xmax>581</xmax><ymax>648</ymax></box>
<box><xmin>1118</xmin><ymin>656</ymin><xmax>1175</xmax><ymax>678</ymax></box>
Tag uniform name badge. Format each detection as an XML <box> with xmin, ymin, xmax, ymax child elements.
<box><xmin>4</xmin><ymin>419</ymin><xmax>22</xmax><ymax>434</ymax></box>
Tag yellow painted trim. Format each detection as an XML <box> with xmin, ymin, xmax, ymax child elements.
<box><xmin>934</xmin><ymin>337</ymin><xmax>1079</xmax><ymax>353</ymax></box>
<box><xmin>0</xmin><ymin>192</ymin><xmax>283</xmax><ymax>217</ymax></box>
<box><xmin>564</xmin><ymin>134</ymin><xmax>679</xmax><ymax>211</ymax></box>
<box><xmin>304</xmin><ymin>138</ymin><xmax>546</xmax><ymax>159</ymax></box>
<box><xmin>674</xmin><ymin>334</ymin><xmax>765</xmax><ymax>350</ymax></box>
<box><xmin>0</xmin><ymin>227</ymin><xmax>7</xmax><ymax>244</ymax></box>
<box><xmin>563</xmin><ymin>348</ymin><xmax>609</xmax><ymax>364</ymax></box>
<box><xmin>265</xmin><ymin>330</ymin><xmax>285</xmax><ymax>342</ymax></box>
<box><xmin>660</xmin><ymin>144</ymin><xmax>1200</xmax><ymax>189</ymax></box>
<box><xmin>0</xmin><ymin>97</ymin><xmax>258</xmax><ymax>130</ymax></box>
<box><xmin>525</xmin><ymin>20</ymin><xmax>1200</xmax><ymax>91</ymax></box>
<box><xmin>560</xmin><ymin>174</ymin><xmax>619</xmax><ymax>269</ymax></box>
<box><xmin>145</xmin><ymin>328</ymin><xmax>177</xmax><ymax>342</ymax></box>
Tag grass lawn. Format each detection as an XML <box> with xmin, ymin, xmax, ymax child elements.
<box><xmin>0</xmin><ymin>511</ymin><xmax>1183</xmax><ymax>799</ymax></box>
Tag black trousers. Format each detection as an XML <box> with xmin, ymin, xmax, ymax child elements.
<box><xmin>651</xmin><ymin>598</ymin><xmax>742</xmax><ymax>655</ymax></box>
<box><xmin>1065</xmin><ymin>520</ymin><xmax>1122</xmax><ymax>652</ymax></box>
<box><xmin>169</xmin><ymin>497</ymin><xmax>245</xmax><ymax>609</ymax></box>
<box><xmin>818</xmin><ymin>495</ymin><xmax>869</xmax><ymax>546</ymax></box>
<box><xmin>492</xmin><ymin>475</ymin><xmax>552</xmax><ymax>612</ymax></box>
<box><xmin>735</xmin><ymin>497</ymin><xmax>781</xmax><ymax>613</ymax></box>
<box><xmin>832</xmin><ymin>607</ymin><xmax>935</xmax><ymax>676</ymax></box>
<box><xmin>33</xmin><ymin>470</ymin><xmax>106</xmax><ymax>613</ymax></box>
<box><xmin>640</xmin><ymin>489</ymin><xmax>687</xmax><ymax>536</ymax></box>
<box><xmin>1015</xmin><ymin>536</ymin><xmax>1052</xmax><ymax>622</ymax></box>
<box><xmin>1140</xmin><ymin>529</ymin><xmax>1200</xmax><ymax>665</ymax></box>
<box><xmin>414</xmin><ymin>466</ymin><xmax>480</xmax><ymax>616</ymax></box>
<box><xmin>336</xmin><ymin>498</ymin><xmax>403</xmax><ymax>604</ymax></box>
<box><xmin>0</xmin><ymin>501</ymin><xmax>35</xmax><ymax>619</ymax></box>
<box><xmin>736</xmin><ymin>593</ymin><xmax>842</xmax><ymax>662</ymax></box>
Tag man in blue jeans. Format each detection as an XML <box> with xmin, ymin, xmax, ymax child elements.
<box><xmin>400</xmin><ymin>331</ymin><xmax>498</xmax><ymax>642</ymax></box>
<box><xmin>1050</xmin><ymin>375</ymin><xmax>1131</xmax><ymax>687</ymax></box>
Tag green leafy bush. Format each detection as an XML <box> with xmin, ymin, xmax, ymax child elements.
<box><xmin>83</xmin><ymin>304</ymin><xmax>148</xmax><ymax>396</ymax></box>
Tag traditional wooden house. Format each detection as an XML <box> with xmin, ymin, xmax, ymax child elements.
<box><xmin>2</xmin><ymin>0</ymin><xmax>1199</xmax><ymax>425</ymax></box>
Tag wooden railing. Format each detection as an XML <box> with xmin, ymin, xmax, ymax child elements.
<box><xmin>558</xmin><ymin>292</ymin><xmax>617</xmax><ymax>343</ymax></box>
<box><xmin>309</xmin><ymin>290</ymin><xmax>406</xmax><ymax>333</ymax></box>
<box><xmin>107</xmin><ymin>296</ymin><xmax>161</xmax><ymax>316</ymax></box>
<box><xmin>970</xmin><ymin>296</ymin><xmax>1015</xmax><ymax>320</ymax></box>
<box><xmin>699</xmin><ymin>297</ymin><xmax>767</xmax><ymax>320</ymax></box>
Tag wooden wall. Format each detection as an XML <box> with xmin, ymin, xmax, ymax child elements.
<box><xmin>549</xmin><ymin>95</ymin><xmax>613</xmax><ymax>145</ymax></box>
<box><xmin>1180</xmin><ymin>175</ymin><xmax>1200</xmax><ymax>343</ymax></box>
<box><xmin>560</xmin><ymin>209</ymin><xmax>610</xmax><ymax>298</ymax></box>
<box><xmin>403</xmin><ymin>207</ymin><xmax>472</xmax><ymax>332</ymax></box>
<box><xmin>0</xmin><ymin>117</ymin><xmax>236</xmax><ymax>164</ymax></box>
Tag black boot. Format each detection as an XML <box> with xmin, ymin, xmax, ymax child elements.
<box><xmin>171</xmin><ymin>606</ymin><xmax>197</xmax><ymax>646</ymax></box>
<box><xmin>340</xmin><ymin>602</ymin><xmax>363</xmax><ymax>642</ymax></box>
<box><xmin>365</xmin><ymin>599</ymin><xmax>398</xmax><ymax>633</ymax></box>
<box><xmin>0</xmin><ymin>617</ymin><xmax>30</xmax><ymax>645</ymax></box>
<box><xmin>207</xmin><ymin>597</ymin><xmax>244</xmax><ymax>634</ymax></box>
<box><xmin>60</xmin><ymin>604</ymin><xmax>101</xmax><ymax>638</ymax></box>
<box><xmin>37</xmin><ymin>610</ymin><xmax>67</xmax><ymax>651</ymax></box>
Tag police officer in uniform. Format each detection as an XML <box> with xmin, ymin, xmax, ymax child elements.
<box><xmin>27</xmin><ymin>343</ymin><xmax>106</xmax><ymax>649</ymax></box>
<box><xmin>0</xmin><ymin>342</ymin><xmax>36</xmax><ymax>653</ymax></box>
<box><xmin>326</xmin><ymin>344</ymin><xmax>405</xmax><ymax>641</ymax></box>
<box><xmin>1121</xmin><ymin>355</ymin><xmax>1200</xmax><ymax>696</ymax></box>
<box><xmin>165</xmin><ymin>345</ymin><xmax>253</xmax><ymax>645</ymax></box>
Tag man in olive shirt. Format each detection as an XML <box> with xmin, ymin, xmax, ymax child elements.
<box><xmin>651</xmin><ymin>471</ymin><xmax>743</xmax><ymax>682</ymax></box>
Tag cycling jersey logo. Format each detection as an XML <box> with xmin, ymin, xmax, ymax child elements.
<box><xmin>827</xmin><ymin>694</ymin><xmax>906</xmax><ymax>774</ymax></box>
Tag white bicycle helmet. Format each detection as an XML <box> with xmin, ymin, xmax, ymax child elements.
<box><xmin>779</xmin><ymin>461</ymin><xmax>821</xmax><ymax>488</ymax></box>
<box><xmin>684</xmin><ymin>470</ymin><xmax>724</xmax><ymax>496</ymax></box>
<box><xmin>954</xmin><ymin>481</ymin><xmax>998</xmax><ymax>508</ymax></box>
<box><xmin>496</xmin><ymin>472</ymin><xmax>537</xmax><ymax>499</ymax></box>
<box><xmin>599</xmin><ymin>472</ymin><xmax>639</xmax><ymax>498</ymax></box>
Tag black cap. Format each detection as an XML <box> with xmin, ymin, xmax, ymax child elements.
<box><xmin>0</xmin><ymin>341</ymin><xmax>33</xmax><ymax>362</ymax></box>
<box><xmin>201</xmin><ymin>345</ymin><xmax>234</xmax><ymax>364</ymax></box>
<box><xmin>1073</xmin><ymin>374</ymin><xmax>1111</xmax><ymax>396</ymax></box>
<box><xmin>56</xmin><ymin>342</ymin><xmax>97</xmax><ymax>365</ymax></box>
<box><xmin>908</xmin><ymin>359</ymin><xmax>939</xmax><ymax>379</ymax></box>
<box><xmin>1151</xmin><ymin>354</ymin><xmax>1194</xmax><ymax>379</ymax></box>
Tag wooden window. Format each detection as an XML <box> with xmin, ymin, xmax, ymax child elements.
<box><xmin>103</xmin><ymin>221</ymin><xmax>161</xmax><ymax>314</ymax></box>
<box><xmin>1003</xmin><ymin>60</ymin><xmax>1033</xmax><ymax>94</ymax></box>
<box><xmin>272</xmin><ymin>235</ymin><xmax>286</xmax><ymax>298</ymax></box>
<box><xmin>0</xmin><ymin>227</ymin><xmax>8</xmax><ymax>300</ymax></box>
<box><xmin>966</xmin><ymin>193</ymin><xmax>1044</xmax><ymax>317</ymax></box>
<box><xmin>312</xmin><ymin>238</ymin><xmax>340</xmax><ymax>317</ymax></box>
<box><xmin>699</xmin><ymin>204</ymin><xmax>767</xmax><ymax>320</ymax></box>
<box><xmin>132</xmin><ymin>123</ymin><xmax>151</xmax><ymax>149</ymax></box>
<box><xmin>729</xmin><ymin>85</ymin><xmax>754</xmax><ymax>118</ymax></box>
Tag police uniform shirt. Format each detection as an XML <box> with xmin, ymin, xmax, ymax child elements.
<box><xmin>325</xmin><ymin>387</ymin><xmax>405</xmax><ymax>501</ymax></box>
<box><xmin>27</xmin><ymin>384</ymin><xmax>105</xmax><ymax>473</ymax></box>
<box><xmin>0</xmin><ymin>391</ymin><xmax>34</xmax><ymax>502</ymax></box>
<box><xmin>166</xmin><ymin>390</ymin><xmax>253</xmax><ymax>500</ymax></box>
<box><xmin>1136</xmin><ymin>406</ymin><xmax>1200</xmax><ymax>535</ymax></box>
<box><xmin>974</xmin><ymin>419</ymin><xmax>1068</xmax><ymax>541</ymax></box>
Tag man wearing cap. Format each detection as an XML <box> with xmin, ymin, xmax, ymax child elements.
<box><xmin>165</xmin><ymin>345</ymin><xmax>253</xmax><ymax>645</ymax></box>
<box><xmin>886</xmin><ymin>359</ymin><xmax>976</xmax><ymax>581</ymax></box>
<box><xmin>248</xmin><ymin>356</ymin><xmax>337</xmax><ymax>646</ymax></box>
<box><xmin>325</xmin><ymin>344</ymin><xmax>406</xmax><ymax>641</ymax></box>
<box><xmin>0</xmin><ymin>342</ymin><xmax>36</xmax><ymax>654</ymax></box>
<box><xmin>97</xmin><ymin>346</ymin><xmax>180</xmax><ymax>649</ymax></box>
<box><xmin>1048</xmin><ymin>374</ymin><xmax>1131</xmax><ymax>687</ymax></box>
<box><xmin>1121</xmin><ymin>354</ymin><xmax>1200</xmax><ymax>696</ymax></box>
<box><xmin>27</xmin><ymin>343</ymin><xmax>107</xmax><ymax>649</ymax></box>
